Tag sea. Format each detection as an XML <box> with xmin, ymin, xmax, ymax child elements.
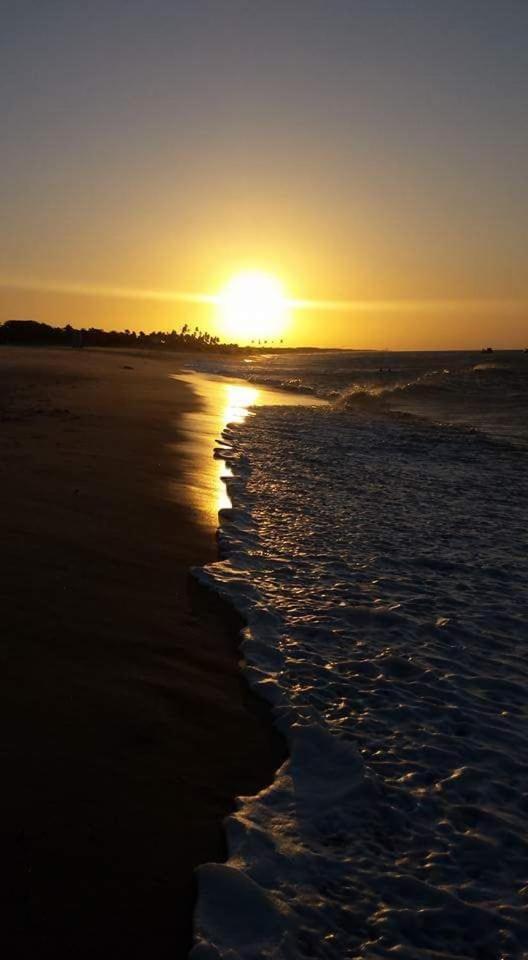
<box><xmin>189</xmin><ymin>350</ymin><xmax>528</xmax><ymax>960</ymax></box>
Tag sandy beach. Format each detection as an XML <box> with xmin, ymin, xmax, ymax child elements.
<box><xmin>0</xmin><ymin>346</ymin><xmax>283</xmax><ymax>958</ymax></box>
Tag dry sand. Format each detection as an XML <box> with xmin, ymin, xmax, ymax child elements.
<box><xmin>0</xmin><ymin>347</ymin><xmax>283</xmax><ymax>958</ymax></box>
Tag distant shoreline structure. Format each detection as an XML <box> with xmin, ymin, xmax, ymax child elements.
<box><xmin>1</xmin><ymin>320</ymin><xmax>526</xmax><ymax>354</ymax></box>
<box><xmin>0</xmin><ymin>319</ymin><xmax>239</xmax><ymax>353</ymax></box>
<box><xmin>0</xmin><ymin>319</ymin><xmax>370</xmax><ymax>354</ymax></box>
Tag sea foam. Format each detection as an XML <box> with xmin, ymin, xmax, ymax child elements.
<box><xmin>191</xmin><ymin>393</ymin><xmax>528</xmax><ymax>959</ymax></box>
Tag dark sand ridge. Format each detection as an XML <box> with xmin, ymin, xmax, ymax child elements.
<box><xmin>0</xmin><ymin>347</ymin><xmax>284</xmax><ymax>958</ymax></box>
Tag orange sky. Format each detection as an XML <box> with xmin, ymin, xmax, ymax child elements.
<box><xmin>1</xmin><ymin>2</ymin><xmax>527</xmax><ymax>349</ymax></box>
<box><xmin>1</xmin><ymin>282</ymin><xmax>526</xmax><ymax>350</ymax></box>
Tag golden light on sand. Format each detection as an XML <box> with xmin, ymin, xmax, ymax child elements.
<box><xmin>216</xmin><ymin>383</ymin><xmax>260</xmax><ymax>512</ymax></box>
<box><xmin>218</xmin><ymin>271</ymin><xmax>289</xmax><ymax>343</ymax></box>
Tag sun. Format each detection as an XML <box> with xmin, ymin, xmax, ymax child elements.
<box><xmin>218</xmin><ymin>270</ymin><xmax>289</xmax><ymax>343</ymax></box>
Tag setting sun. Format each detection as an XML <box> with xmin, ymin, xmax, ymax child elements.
<box><xmin>218</xmin><ymin>271</ymin><xmax>289</xmax><ymax>343</ymax></box>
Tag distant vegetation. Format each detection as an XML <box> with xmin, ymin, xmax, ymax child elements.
<box><xmin>0</xmin><ymin>319</ymin><xmax>241</xmax><ymax>352</ymax></box>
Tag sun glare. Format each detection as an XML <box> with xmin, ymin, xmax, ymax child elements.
<box><xmin>218</xmin><ymin>271</ymin><xmax>289</xmax><ymax>343</ymax></box>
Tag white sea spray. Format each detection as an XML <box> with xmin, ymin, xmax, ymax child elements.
<box><xmin>191</xmin><ymin>399</ymin><xmax>528</xmax><ymax>959</ymax></box>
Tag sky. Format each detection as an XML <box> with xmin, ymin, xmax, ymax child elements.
<box><xmin>1</xmin><ymin>0</ymin><xmax>527</xmax><ymax>348</ymax></box>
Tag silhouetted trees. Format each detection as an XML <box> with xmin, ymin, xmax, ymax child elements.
<box><xmin>0</xmin><ymin>320</ymin><xmax>240</xmax><ymax>353</ymax></box>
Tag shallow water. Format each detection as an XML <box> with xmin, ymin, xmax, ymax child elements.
<box><xmin>186</xmin><ymin>349</ymin><xmax>528</xmax><ymax>449</ymax></box>
<box><xmin>189</xmin><ymin>353</ymin><xmax>528</xmax><ymax>960</ymax></box>
<box><xmin>175</xmin><ymin>372</ymin><xmax>324</xmax><ymax>530</ymax></box>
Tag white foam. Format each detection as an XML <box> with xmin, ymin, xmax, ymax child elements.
<box><xmin>191</xmin><ymin>402</ymin><xmax>528</xmax><ymax>959</ymax></box>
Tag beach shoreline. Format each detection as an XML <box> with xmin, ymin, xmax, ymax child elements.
<box><xmin>186</xmin><ymin>351</ymin><xmax>528</xmax><ymax>959</ymax></box>
<box><xmin>0</xmin><ymin>346</ymin><xmax>284</xmax><ymax>958</ymax></box>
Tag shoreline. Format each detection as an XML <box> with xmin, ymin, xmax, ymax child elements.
<box><xmin>0</xmin><ymin>346</ymin><xmax>285</xmax><ymax>958</ymax></box>
<box><xmin>188</xmin><ymin>369</ymin><xmax>528</xmax><ymax>958</ymax></box>
<box><xmin>175</xmin><ymin>372</ymin><xmax>327</xmax><ymax>954</ymax></box>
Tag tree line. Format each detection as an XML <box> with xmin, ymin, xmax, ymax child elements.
<box><xmin>0</xmin><ymin>320</ymin><xmax>242</xmax><ymax>352</ymax></box>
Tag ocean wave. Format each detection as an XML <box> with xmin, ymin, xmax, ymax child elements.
<box><xmin>337</xmin><ymin>367</ymin><xmax>449</xmax><ymax>403</ymax></box>
<box><xmin>191</xmin><ymin>403</ymin><xmax>528</xmax><ymax>959</ymax></box>
<box><xmin>187</xmin><ymin>353</ymin><xmax>528</xmax><ymax>448</ymax></box>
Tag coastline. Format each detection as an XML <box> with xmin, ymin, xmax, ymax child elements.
<box><xmin>0</xmin><ymin>346</ymin><xmax>284</xmax><ymax>958</ymax></box>
<box><xmin>187</xmin><ymin>370</ymin><xmax>528</xmax><ymax>959</ymax></box>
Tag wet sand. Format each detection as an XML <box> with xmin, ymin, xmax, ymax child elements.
<box><xmin>175</xmin><ymin>371</ymin><xmax>326</xmax><ymax>531</ymax></box>
<box><xmin>0</xmin><ymin>347</ymin><xmax>284</xmax><ymax>958</ymax></box>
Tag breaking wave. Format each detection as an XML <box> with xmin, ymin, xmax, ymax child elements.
<box><xmin>191</xmin><ymin>396</ymin><xmax>528</xmax><ymax>959</ymax></box>
<box><xmin>187</xmin><ymin>350</ymin><xmax>528</xmax><ymax>447</ymax></box>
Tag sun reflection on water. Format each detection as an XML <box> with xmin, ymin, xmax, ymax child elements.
<box><xmin>215</xmin><ymin>384</ymin><xmax>259</xmax><ymax>513</ymax></box>
<box><xmin>175</xmin><ymin>373</ymin><xmax>323</xmax><ymax>532</ymax></box>
<box><xmin>175</xmin><ymin>375</ymin><xmax>261</xmax><ymax>528</ymax></box>
<box><xmin>223</xmin><ymin>384</ymin><xmax>259</xmax><ymax>424</ymax></box>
